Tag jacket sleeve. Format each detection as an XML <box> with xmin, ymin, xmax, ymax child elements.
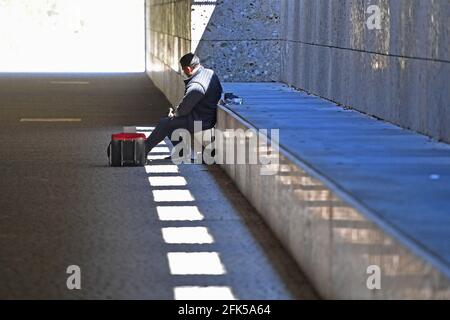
<box><xmin>174</xmin><ymin>82</ymin><xmax>206</xmax><ymax>117</ymax></box>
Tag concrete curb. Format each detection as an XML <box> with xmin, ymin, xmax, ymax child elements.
<box><xmin>215</xmin><ymin>104</ymin><xmax>450</xmax><ymax>299</ymax></box>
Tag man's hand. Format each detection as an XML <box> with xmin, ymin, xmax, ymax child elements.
<box><xmin>168</xmin><ymin>107</ymin><xmax>176</xmax><ymax>118</ymax></box>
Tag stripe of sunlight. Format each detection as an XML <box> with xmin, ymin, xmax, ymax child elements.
<box><xmin>152</xmin><ymin>190</ymin><xmax>195</xmax><ymax>202</ymax></box>
<box><xmin>151</xmin><ymin>146</ymin><xmax>170</xmax><ymax>153</ymax></box>
<box><xmin>147</xmin><ymin>143</ymin><xmax>171</xmax><ymax>159</ymax></box>
<box><xmin>174</xmin><ymin>286</ymin><xmax>236</xmax><ymax>300</ymax></box>
<box><xmin>149</xmin><ymin>176</ymin><xmax>187</xmax><ymax>187</ymax></box>
<box><xmin>167</xmin><ymin>252</ymin><xmax>225</xmax><ymax>275</ymax></box>
<box><xmin>156</xmin><ymin>206</ymin><xmax>204</xmax><ymax>221</ymax></box>
<box><xmin>136</xmin><ymin>126</ymin><xmax>156</xmax><ymax>139</ymax></box>
<box><xmin>144</xmin><ymin>135</ymin><xmax>236</xmax><ymax>299</ymax></box>
<box><xmin>146</xmin><ymin>165</ymin><xmax>179</xmax><ymax>174</ymax></box>
<box><xmin>148</xmin><ymin>154</ymin><xmax>170</xmax><ymax>160</ymax></box>
<box><xmin>162</xmin><ymin>227</ymin><xmax>214</xmax><ymax>244</ymax></box>
<box><xmin>136</xmin><ymin>126</ymin><xmax>155</xmax><ymax>131</ymax></box>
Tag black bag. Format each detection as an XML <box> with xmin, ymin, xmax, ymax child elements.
<box><xmin>107</xmin><ymin>133</ymin><xmax>147</xmax><ymax>167</ymax></box>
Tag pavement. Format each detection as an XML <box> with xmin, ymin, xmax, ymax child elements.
<box><xmin>0</xmin><ymin>73</ymin><xmax>316</xmax><ymax>299</ymax></box>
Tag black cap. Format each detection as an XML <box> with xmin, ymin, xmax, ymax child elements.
<box><xmin>180</xmin><ymin>53</ymin><xmax>200</xmax><ymax>68</ymax></box>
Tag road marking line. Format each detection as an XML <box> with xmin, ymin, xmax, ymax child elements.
<box><xmin>50</xmin><ymin>81</ymin><xmax>90</xmax><ymax>85</ymax></box>
<box><xmin>20</xmin><ymin>118</ymin><xmax>82</xmax><ymax>122</ymax></box>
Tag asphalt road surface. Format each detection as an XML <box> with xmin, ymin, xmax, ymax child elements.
<box><xmin>0</xmin><ymin>73</ymin><xmax>316</xmax><ymax>299</ymax></box>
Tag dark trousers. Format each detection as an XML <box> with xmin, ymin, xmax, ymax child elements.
<box><xmin>145</xmin><ymin>116</ymin><xmax>194</xmax><ymax>154</ymax></box>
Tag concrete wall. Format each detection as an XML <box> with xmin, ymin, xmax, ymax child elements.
<box><xmin>281</xmin><ymin>0</ymin><xmax>450</xmax><ymax>143</ymax></box>
<box><xmin>145</xmin><ymin>0</ymin><xmax>282</xmax><ymax>105</ymax></box>
<box><xmin>216</xmin><ymin>102</ymin><xmax>450</xmax><ymax>299</ymax></box>
<box><xmin>192</xmin><ymin>0</ymin><xmax>281</xmax><ymax>82</ymax></box>
<box><xmin>145</xmin><ymin>0</ymin><xmax>191</xmax><ymax>106</ymax></box>
<box><xmin>146</xmin><ymin>1</ymin><xmax>449</xmax><ymax>143</ymax></box>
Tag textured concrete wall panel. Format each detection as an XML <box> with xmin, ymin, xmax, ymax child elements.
<box><xmin>146</xmin><ymin>0</ymin><xmax>190</xmax><ymax>105</ymax></box>
<box><xmin>146</xmin><ymin>0</ymin><xmax>283</xmax><ymax>104</ymax></box>
<box><xmin>196</xmin><ymin>39</ymin><xmax>281</xmax><ymax>82</ymax></box>
<box><xmin>146</xmin><ymin>0</ymin><xmax>449</xmax><ymax>141</ymax></box>
<box><xmin>282</xmin><ymin>0</ymin><xmax>449</xmax><ymax>61</ymax></box>
<box><xmin>281</xmin><ymin>0</ymin><xmax>450</xmax><ymax>143</ymax></box>
<box><xmin>193</xmin><ymin>0</ymin><xmax>282</xmax><ymax>82</ymax></box>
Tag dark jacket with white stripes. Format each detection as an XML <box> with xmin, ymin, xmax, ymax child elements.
<box><xmin>174</xmin><ymin>66</ymin><xmax>223</xmax><ymax>130</ymax></box>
